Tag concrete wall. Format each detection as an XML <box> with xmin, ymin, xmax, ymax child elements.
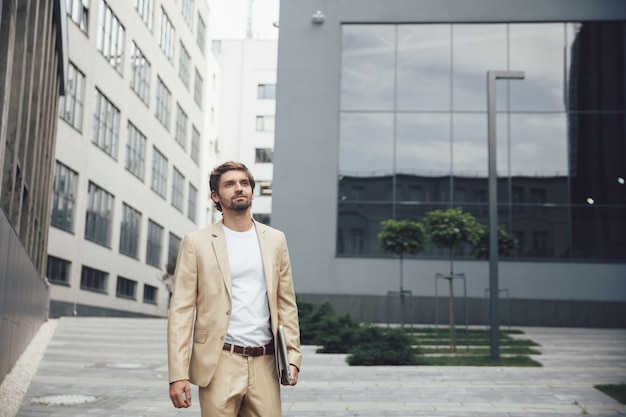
<box><xmin>273</xmin><ymin>0</ymin><xmax>626</xmax><ymax>328</ymax></box>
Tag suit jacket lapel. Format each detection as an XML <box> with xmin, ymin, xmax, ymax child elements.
<box><xmin>255</xmin><ymin>221</ymin><xmax>276</xmax><ymax>302</ymax></box>
<box><xmin>211</xmin><ymin>221</ymin><xmax>232</xmax><ymax>300</ymax></box>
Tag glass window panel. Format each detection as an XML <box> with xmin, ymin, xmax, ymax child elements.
<box><xmin>452</xmin><ymin>113</ymin><xmax>488</xmax><ymax>177</ymax></box>
<box><xmin>569</xmin><ymin>113</ymin><xmax>626</xmax><ymax>206</ymax></box>
<box><xmin>188</xmin><ymin>184</ymin><xmax>197</xmax><ymax>222</ymax></box>
<box><xmin>452</xmin><ymin>24</ymin><xmax>508</xmax><ymax>111</ymax></box>
<box><xmin>337</xmin><ymin>203</ymin><xmax>393</xmax><ymax>256</ymax></box>
<box><xmin>397</xmin><ymin>24</ymin><xmax>451</xmax><ymax>111</ymax></box>
<box><xmin>341</xmin><ymin>25</ymin><xmax>395</xmax><ymax>111</ymax></box>
<box><xmin>339</xmin><ymin>174</ymin><xmax>393</xmax><ymax>203</ymax></box>
<box><xmin>510</xmin><ymin>114</ymin><xmax>567</xmax><ymax>177</ymax></box>
<box><xmin>396</xmin><ymin>113</ymin><xmax>451</xmax><ymax>176</ymax></box>
<box><xmin>571</xmin><ymin>206</ymin><xmax>625</xmax><ymax>260</ymax></box>
<box><xmin>512</xmin><ymin>206</ymin><xmax>571</xmax><ymax>258</ymax></box>
<box><xmin>568</xmin><ymin>22</ymin><xmax>626</xmax><ymax>112</ymax></box>
<box><xmin>509</xmin><ymin>24</ymin><xmax>567</xmax><ymax>111</ymax></box>
<box><xmin>396</xmin><ymin>174</ymin><xmax>450</xmax><ymax>205</ymax></box>
<box><xmin>197</xmin><ymin>15</ymin><xmax>206</xmax><ymax>52</ymax></box>
<box><xmin>339</xmin><ymin>113</ymin><xmax>394</xmax><ymax>176</ymax></box>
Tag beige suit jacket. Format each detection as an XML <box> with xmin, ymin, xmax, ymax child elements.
<box><xmin>167</xmin><ymin>219</ymin><xmax>302</xmax><ymax>387</ymax></box>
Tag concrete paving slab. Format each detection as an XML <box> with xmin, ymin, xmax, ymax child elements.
<box><xmin>3</xmin><ymin>317</ymin><xmax>625</xmax><ymax>417</ymax></box>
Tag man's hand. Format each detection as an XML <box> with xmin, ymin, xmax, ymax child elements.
<box><xmin>169</xmin><ymin>380</ymin><xmax>192</xmax><ymax>408</ymax></box>
<box><xmin>281</xmin><ymin>364</ymin><xmax>299</xmax><ymax>386</ymax></box>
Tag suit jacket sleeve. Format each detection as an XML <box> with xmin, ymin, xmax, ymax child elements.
<box><xmin>167</xmin><ymin>233</ymin><xmax>197</xmax><ymax>383</ymax></box>
<box><xmin>276</xmin><ymin>232</ymin><xmax>302</xmax><ymax>370</ymax></box>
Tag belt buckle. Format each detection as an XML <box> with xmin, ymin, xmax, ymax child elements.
<box><xmin>241</xmin><ymin>346</ymin><xmax>250</xmax><ymax>357</ymax></box>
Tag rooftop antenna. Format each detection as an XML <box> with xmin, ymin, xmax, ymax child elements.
<box><xmin>246</xmin><ymin>0</ymin><xmax>253</xmax><ymax>38</ymax></box>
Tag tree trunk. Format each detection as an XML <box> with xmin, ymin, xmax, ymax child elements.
<box><xmin>400</xmin><ymin>253</ymin><xmax>404</xmax><ymax>328</ymax></box>
<box><xmin>448</xmin><ymin>252</ymin><xmax>456</xmax><ymax>351</ymax></box>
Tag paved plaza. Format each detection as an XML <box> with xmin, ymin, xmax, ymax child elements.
<box><xmin>1</xmin><ymin>317</ymin><xmax>625</xmax><ymax>416</ymax></box>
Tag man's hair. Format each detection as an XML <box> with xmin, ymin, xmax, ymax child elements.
<box><xmin>209</xmin><ymin>161</ymin><xmax>256</xmax><ymax>212</ymax></box>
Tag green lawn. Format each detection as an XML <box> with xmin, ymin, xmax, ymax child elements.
<box><xmin>408</xmin><ymin>327</ymin><xmax>542</xmax><ymax>367</ymax></box>
<box><xmin>595</xmin><ymin>384</ymin><xmax>626</xmax><ymax>404</ymax></box>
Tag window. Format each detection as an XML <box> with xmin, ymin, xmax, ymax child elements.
<box><xmin>47</xmin><ymin>256</ymin><xmax>71</xmax><ymax>285</ymax></box>
<box><xmin>85</xmin><ymin>182</ymin><xmax>114</xmax><ymax>247</ymax></box>
<box><xmin>159</xmin><ymin>8</ymin><xmax>175</xmax><ymax>61</ymax></box>
<box><xmin>146</xmin><ymin>219</ymin><xmax>163</xmax><ymax>267</ymax></box>
<box><xmin>116</xmin><ymin>276</ymin><xmax>137</xmax><ymax>299</ymax></box>
<box><xmin>190</xmin><ymin>126</ymin><xmax>200</xmax><ymax>164</ymax></box>
<box><xmin>93</xmin><ymin>89</ymin><xmax>120</xmax><ymax>158</ymax></box>
<box><xmin>255</xmin><ymin>148</ymin><xmax>273</xmax><ymax>163</ymax></box>
<box><xmin>171</xmin><ymin>167</ymin><xmax>185</xmax><ymax>211</ymax></box>
<box><xmin>197</xmin><ymin>15</ymin><xmax>206</xmax><ymax>52</ymax></box>
<box><xmin>144</xmin><ymin>284</ymin><xmax>158</xmax><ymax>303</ymax></box>
<box><xmin>51</xmin><ymin>161</ymin><xmax>78</xmax><ymax>232</ymax></box>
<box><xmin>256</xmin><ymin>115</ymin><xmax>275</xmax><ymax>131</ymax></box>
<box><xmin>179</xmin><ymin>43</ymin><xmax>191</xmax><ymax>86</ymax></box>
<box><xmin>258</xmin><ymin>84</ymin><xmax>276</xmax><ymax>99</ymax></box>
<box><xmin>80</xmin><ymin>265</ymin><xmax>107</xmax><ymax>292</ymax></box>
<box><xmin>59</xmin><ymin>62</ymin><xmax>85</xmax><ymax>130</ymax></box>
<box><xmin>130</xmin><ymin>42</ymin><xmax>151</xmax><ymax>103</ymax></box>
<box><xmin>167</xmin><ymin>233</ymin><xmax>181</xmax><ymax>271</ymax></box>
<box><xmin>126</xmin><ymin>122</ymin><xmax>146</xmax><ymax>180</ymax></box>
<box><xmin>334</xmin><ymin>22</ymin><xmax>626</xmax><ymax>260</ymax></box>
<box><xmin>96</xmin><ymin>0</ymin><xmax>125</xmax><ymax>73</ymax></box>
<box><xmin>194</xmin><ymin>70</ymin><xmax>203</xmax><ymax>108</ymax></box>
<box><xmin>175</xmin><ymin>104</ymin><xmax>188</xmax><ymax>148</ymax></box>
<box><xmin>156</xmin><ymin>78</ymin><xmax>171</xmax><ymax>129</ymax></box>
<box><xmin>188</xmin><ymin>183</ymin><xmax>197</xmax><ymax>222</ymax></box>
<box><xmin>67</xmin><ymin>0</ymin><xmax>89</xmax><ymax>33</ymax></box>
<box><xmin>151</xmin><ymin>147</ymin><xmax>168</xmax><ymax>197</ymax></box>
<box><xmin>181</xmin><ymin>0</ymin><xmax>194</xmax><ymax>27</ymax></box>
<box><xmin>258</xmin><ymin>181</ymin><xmax>272</xmax><ymax>196</ymax></box>
<box><xmin>119</xmin><ymin>203</ymin><xmax>141</xmax><ymax>258</ymax></box>
<box><xmin>133</xmin><ymin>0</ymin><xmax>153</xmax><ymax>30</ymax></box>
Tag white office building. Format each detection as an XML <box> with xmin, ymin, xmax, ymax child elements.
<box><xmin>211</xmin><ymin>39</ymin><xmax>278</xmax><ymax>225</ymax></box>
<box><xmin>47</xmin><ymin>0</ymin><xmax>217</xmax><ymax>317</ymax></box>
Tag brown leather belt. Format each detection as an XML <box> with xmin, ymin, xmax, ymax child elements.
<box><xmin>223</xmin><ymin>342</ymin><xmax>274</xmax><ymax>357</ymax></box>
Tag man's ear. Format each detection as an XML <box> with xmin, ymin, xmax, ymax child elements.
<box><xmin>210</xmin><ymin>190</ymin><xmax>218</xmax><ymax>203</ymax></box>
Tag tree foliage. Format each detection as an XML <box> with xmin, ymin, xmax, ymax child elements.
<box><xmin>378</xmin><ymin>219</ymin><xmax>428</xmax><ymax>257</ymax></box>
<box><xmin>423</xmin><ymin>207</ymin><xmax>481</xmax><ymax>274</ymax></box>
<box><xmin>473</xmin><ymin>224</ymin><xmax>519</xmax><ymax>259</ymax></box>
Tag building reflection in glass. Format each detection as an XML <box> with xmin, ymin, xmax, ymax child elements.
<box><xmin>338</xmin><ymin>22</ymin><xmax>625</xmax><ymax>261</ymax></box>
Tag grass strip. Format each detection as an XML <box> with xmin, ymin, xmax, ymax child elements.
<box><xmin>595</xmin><ymin>384</ymin><xmax>626</xmax><ymax>404</ymax></box>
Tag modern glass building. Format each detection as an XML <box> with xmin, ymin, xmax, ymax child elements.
<box><xmin>273</xmin><ymin>0</ymin><xmax>626</xmax><ymax>327</ymax></box>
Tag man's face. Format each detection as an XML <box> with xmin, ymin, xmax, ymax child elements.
<box><xmin>212</xmin><ymin>170</ymin><xmax>253</xmax><ymax>212</ymax></box>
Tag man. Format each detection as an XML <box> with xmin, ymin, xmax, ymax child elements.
<box><xmin>168</xmin><ymin>161</ymin><xmax>301</xmax><ymax>417</ymax></box>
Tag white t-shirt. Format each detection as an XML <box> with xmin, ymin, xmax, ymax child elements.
<box><xmin>223</xmin><ymin>224</ymin><xmax>272</xmax><ymax>346</ymax></box>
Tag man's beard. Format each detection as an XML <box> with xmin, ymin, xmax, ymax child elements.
<box><xmin>228</xmin><ymin>197</ymin><xmax>251</xmax><ymax>211</ymax></box>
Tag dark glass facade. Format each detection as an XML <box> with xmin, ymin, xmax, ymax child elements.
<box><xmin>337</xmin><ymin>22</ymin><xmax>626</xmax><ymax>260</ymax></box>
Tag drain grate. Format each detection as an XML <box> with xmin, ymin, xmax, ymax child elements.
<box><xmin>31</xmin><ymin>394</ymin><xmax>98</xmax><ymax>406</ymax></box>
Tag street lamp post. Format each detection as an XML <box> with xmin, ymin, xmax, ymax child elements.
<box><xmin>487</xmin><ymin>70</ymin><xmax>524</xmax><ymax>361</ymax></box>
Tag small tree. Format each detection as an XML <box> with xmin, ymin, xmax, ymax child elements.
<box><xmin>423</xmin><ymin>207</ymin><xmax>481</xmax><ymax>350</ymax></box>
<box><xmin>378</xmin><ymin>219</ymin><xmax>428</xmax><ymax>327</ymax></box>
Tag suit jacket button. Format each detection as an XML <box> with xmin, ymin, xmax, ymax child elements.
<box><xmin>226</xmin><ymin>310</ymin><xmax>231</xmax><ymax>315</ymax></box>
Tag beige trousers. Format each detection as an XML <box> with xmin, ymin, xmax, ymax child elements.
<box><xmin>198</xmin><ymin>349</ymin><xmax>281</xmax><ymax>417</ymax></box>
